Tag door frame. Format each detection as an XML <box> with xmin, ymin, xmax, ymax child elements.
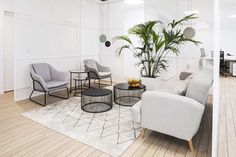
<box><xmin>3</xmin><ymin>10</ymin><xmax>14</xmax><ymax>93</ymax></box>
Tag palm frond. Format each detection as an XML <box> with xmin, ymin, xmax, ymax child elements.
<box><xmin>115</xmin><ymin>45</ymin><xmax>130</xmax><ymax>56</ymax></box>
<box><xmin>113</xmin><ymin>15</ymin><xmax>200</xmax><ymax>77</ymax></box>
<box><xmin>112</xmin><ymin>35</ymin><xmax>132</xmax><ymax>45</ymax></box>
<box><xmin>168</xmin><ymin>14</ymin><xmax>198</xmax><ymax>28</ymax></box>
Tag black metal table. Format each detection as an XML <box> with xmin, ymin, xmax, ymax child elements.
<box><xmin>113</xmin><ymin>83</ymin><xmax>146</xmax><ymax>106</ymax></box>
<box><xmin>69</xmin><ymin>70</ymin><xmax>90</xmax><ymax>95</ymax></box>
<box><xmin>81</xmin><ymin>88</ymin><xmax>112</xmax><ymax>113</ymax></box>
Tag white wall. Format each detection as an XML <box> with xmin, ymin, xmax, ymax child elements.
<box><xmin>99</xmin><ymin>1</ymin><xmax>146</xmax><ymax>80</ymax></box>
<box><xmin>80</xmin><ymin>0</ymin><xmax>101</xmax><ymax>67</ymax></box>
<box><xmin>14</xmin><ymin>0</ymin><xmax>82</xmax><ymax>101</ymax></box>
<box><xmin>219</xmin><ymin>0</ymin><xmax>236</xmax><ymax>54</ymax></box>
<box><xmin>99</xmin><ymin>0</ymin><xmax>214</xmax><ymax>81</ymax></box>
<box><xmin>100</xmin><ymin>1</ymin><xmax>125</xmax><ymax>81</ymax></box>
<box><xmin>123</xmin><ymin>4</ymin><xmax>145</xmax><ymax>78</ymax></box>
<box><xmin>14</xmin><ymin>0</ymin><xmax>101</xmax><ymax>101</ymax></box>
<box><xmin>220</xmin><ymin>27</ymin><xmax>236</xmax><ymax>54</ymax></box>
<box><xmin>0</xmin><ymin>0</ymin><xmax>14</xmax><ymax>94</ymax></box>
<box><xmin>145</xmin><ymin>0</ymin><xmax>214</xmax><ymax>78</ymax></box>
<box><xmin>7</xmin><ymin>0</ymin><xmax>214</xmax><ymax>100</ymax></box>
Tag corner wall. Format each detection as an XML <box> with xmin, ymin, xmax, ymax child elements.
<box><xmin>14</xmin><ymin>0</ymin><xmax>81</xmax><ymax>101</ymax></box>
<box><xmin>14</xmin><ymin>0</ymin><xmax>101</xmax><ymax>101</ymax></box>
<box><xmin>0</xmin><ymin>0</ymin><xmax>14</xmax><ymax>94</ymax></box>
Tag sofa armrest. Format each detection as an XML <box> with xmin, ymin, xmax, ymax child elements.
<box><xmin>141</xmin><ymin>91</ymin><xmax>205</xmax><ymax>141</ymax></box>
<box><xmin>131</xmin><ymin>101</ymin><xmax>142</xmax><ymax>124</ymax></box>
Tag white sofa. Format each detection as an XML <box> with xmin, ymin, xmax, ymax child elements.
<box><xmin>131</xmin><ymin>69</ymin><xmax>213</xmax><ymax>151</ymax></box>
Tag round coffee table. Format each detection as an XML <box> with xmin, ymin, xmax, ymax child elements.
<box><xmin>81</xmin><ymin>88</ymin><xmax>112</xmax><ymax>113</ymax></box>
<box><xmin>113</xmin><ymin>83</ymin><xmax>146</xmax><ymax>106</ymax></box>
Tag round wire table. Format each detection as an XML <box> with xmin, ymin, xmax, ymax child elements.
<box><xmin>113</xmin><ymin>83</ymin><xmax>146</xmax><ymax>106</ymax></box>
<box><xmin>81</xmin><ymin>88</ymin><xmax>112</xmax><ymax>113</ymax></box>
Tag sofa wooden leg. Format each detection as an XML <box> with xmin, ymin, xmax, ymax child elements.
<box><xmin>141</xmin><ymin>128</ymin><xmax>146</xmax><ymax>138</ymax></box>
<box><xmin>188</xmin><ymin>140</ymin><xmax>194</xmax><ymax>151</ymax></box>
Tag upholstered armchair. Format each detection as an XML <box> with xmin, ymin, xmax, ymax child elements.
<box><xmin>84</xmin><ymin>59</ymin><xmax>112</xmax><ymax>87</ymax></box>
<box><xmin>131</xmin><ymin>69</ymin><xmax>213</xmax><ymax>151</ymax></box>
<box><xmin>29</xmin><ymin>63</ymin><xmax>69</xmax><ymax>106</ymax></box>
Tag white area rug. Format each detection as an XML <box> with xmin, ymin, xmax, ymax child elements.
<box><xmin>22</xmin><ymin>97</ymin><xmax>141</xmax><ymax>157</ymax></box>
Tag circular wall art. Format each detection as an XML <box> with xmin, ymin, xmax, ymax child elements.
<box><xmin>183</xmin><ymin>27</ymin><xmax>196</xmax><ymax>39</ymax></box>
<box><xmin>105</xmin><ymin>41</ymin><xmax>111</xmax><ymax>47</ymax></box>
<box><xmin>99</xmin><ymin>34</ymin><xmax>107</xmax><ymax>43</ymax></box>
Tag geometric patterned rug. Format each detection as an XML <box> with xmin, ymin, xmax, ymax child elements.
<box><xmin>22</xmin><ymin>97</ymin><xmax>141</xmax><ymax>156</ymax></box>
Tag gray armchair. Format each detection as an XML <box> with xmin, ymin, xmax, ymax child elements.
<box><xmin>29</xmin><ymin>63</ymin><xmax>69</xmax><ymax>106</ymax></box>
<box><xmin>84</xmin><ymin>59</ymin><xmax>112</xmax><ymax>88</ymax></box>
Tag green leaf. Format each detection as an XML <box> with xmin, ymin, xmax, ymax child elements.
<box><xmin>115</xmin><ymin>45</ymin><xmax>130</xmax><ymax>56</ymax></box>
<box><xmin>113</xmin><ymin>15</ymin><xmax>200</xmax><ymax>77</ymax></box>
<box><xmin>112</xmin><ymin>35</ymin><xmax>132</xmax><ymax>45</ymax></box>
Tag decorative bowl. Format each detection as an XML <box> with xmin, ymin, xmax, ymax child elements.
<box><xmin>128</xmin><ymin>79</ymin><xmax>141</xmax><ymax>88</ymax></box>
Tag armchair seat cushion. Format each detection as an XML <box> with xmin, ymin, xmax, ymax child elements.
<box><xmin>46</xmin><ymin>80</ymin><xmax>68</xmax><ymax>89</ymax></box>
<box><xmin>98</xmin><ymin>72</ymin><xmax>112</xmax><ymax>78</ymax></box>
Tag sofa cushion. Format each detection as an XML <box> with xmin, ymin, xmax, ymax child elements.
<box><xmin>46</xmin><ymin>80</ymin><xmax>68</xmax><ymax>89</ymax></box>
<box><xmin>159</xmin><ymin>78</ymin><xmax>190</xmax><ymax>95</ymax></box>
<box><xmin>186</xmin><ymin>69</ymin><xmax>213</xmax><ymax>104</ymax></box>
<box><xmin>32</xmin><ymin>63</ymin><xmax>52</xmax><ymax>82</ymax></box>
<box><xmin>179</xmin><ymin>72</ymin><xmax>192</xmax><ymax>80</ymax></box>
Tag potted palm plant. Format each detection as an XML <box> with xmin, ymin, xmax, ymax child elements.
<box><xmin>113</xmin><ymin>14</ymin><xmax>200</xmax><ymax>90</ymax></box>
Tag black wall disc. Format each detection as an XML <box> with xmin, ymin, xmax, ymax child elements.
<box><xmin>105</xmin><ymin>41</ymin><xmax>111</xmax><ymax>47</ymax></box>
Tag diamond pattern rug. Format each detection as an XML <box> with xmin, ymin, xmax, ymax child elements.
<box><xmin>22</xmin><ymin>97</ymin><xmax>141</xmax><ymax>156</ymax></box>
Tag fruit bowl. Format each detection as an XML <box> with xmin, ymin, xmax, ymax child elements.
<box><xmin>128</xmin><ymin>79</ymin><xmax>141</xmax><ymax>88</ymax></box>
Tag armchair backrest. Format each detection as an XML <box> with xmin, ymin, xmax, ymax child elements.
<box><xmin>31</xmin><ymin>63</ymin><xmax>52</xmax><ymax>82</ymax></box>
<box><xmin>185</xmin><ymin>69</ymin><xmax>213</xmax><ymax>105</ymax></box>
<box><xmin>84</xmin><ymin>59</ymin><xmax>98</xmax><ymax>71</ymax></box>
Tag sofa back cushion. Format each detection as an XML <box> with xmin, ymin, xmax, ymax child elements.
<box><xmin>32</xmin><ymin>63</ymin><xmax>52</xmax><ymax>82</ymax></box>
<box><xmin>179</xmin><ymin>72</ymin><xmax>192</xmax><ymax>80</ymax></box>
<box><xmin>185</xmin><ymin>69</ymin><xmax>213</xmax><ymax>105</ymax></box>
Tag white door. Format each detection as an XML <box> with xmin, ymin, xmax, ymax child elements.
<box><xmin>3</xmin><ymin>11</ymin><xmax>14</xmax><ymax>92</ymax></box>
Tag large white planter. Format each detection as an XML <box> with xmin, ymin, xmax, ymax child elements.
<box><xmin>141</xmin><ymin>77</ymin><xmax>162</xmax><ymax>91</ymax></box>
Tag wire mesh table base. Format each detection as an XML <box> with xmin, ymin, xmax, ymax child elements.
<box><xmin>81</xmin><ymin>89</ymin><xmax>112</xmax><ymax>113</ymax></box>
<box><xmin>114</xmin><ymin>83</ymin><xmax>146</xmax><ymax>107</ymax></box>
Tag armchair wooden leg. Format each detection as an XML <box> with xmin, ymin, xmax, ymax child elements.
<box><xmin>141</xmin><ymin>128</ymin><xmax>146</xmax><ymax>138</ymax></box>
<box><xmin>188</xmin><ymin>140</ymin><xmax>194</xmax><ymax>151</ymax></box>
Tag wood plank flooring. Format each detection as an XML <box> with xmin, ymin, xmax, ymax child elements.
<box><xmin>218</xmin><ymin>77</ymin><xmax>236</xmax><ymax>157</ymax></box>
<box><xmin>0</xmin><ymin>92</ymin><xmax>212</xmax><ymax>157</ymax></box>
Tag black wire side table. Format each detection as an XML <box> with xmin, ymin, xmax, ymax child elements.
<box><xmin>114</xmin><ymin>83</ymin><xmax>146</xmax><ymax>106</ymax></box>
<box><xmin>81</xmin><ymin>88</ymin><xmax>112</xmax><ymax>113</ymax></box>
<box><xmin>69</xmin><ymin>70</ymin><xmax>91</xmax><ymax>96</ymax></box>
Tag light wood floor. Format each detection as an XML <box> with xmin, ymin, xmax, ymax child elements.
<box><xmin>0</xmin><ymin>92</ymin><xmax>212</xmax><ymax>157</ymax></box>
<box><xmin>218</xmin><ymin>77</ymin><xmax>236</xmax><ymax>157</ymax></box>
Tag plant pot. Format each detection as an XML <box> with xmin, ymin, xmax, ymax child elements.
<box><xmin>141</xmin><ymin>76</ymin><xmax>162</xmax><ymax>91</ymax></box>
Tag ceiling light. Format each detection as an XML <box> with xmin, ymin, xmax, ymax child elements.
<box><xmin>230</xmin><ymin>14</ymin><xmax>236</xmax><ymax>18</ymax></box>
<box><xmin>184</xmin><ymin>10</ymin><xmax>200</xmax><ymax>15</ymax></box>
<box><xmin>124</xmin><ymin>0</ymin><xmax>144</xmax><ymax>5</ymax></box>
